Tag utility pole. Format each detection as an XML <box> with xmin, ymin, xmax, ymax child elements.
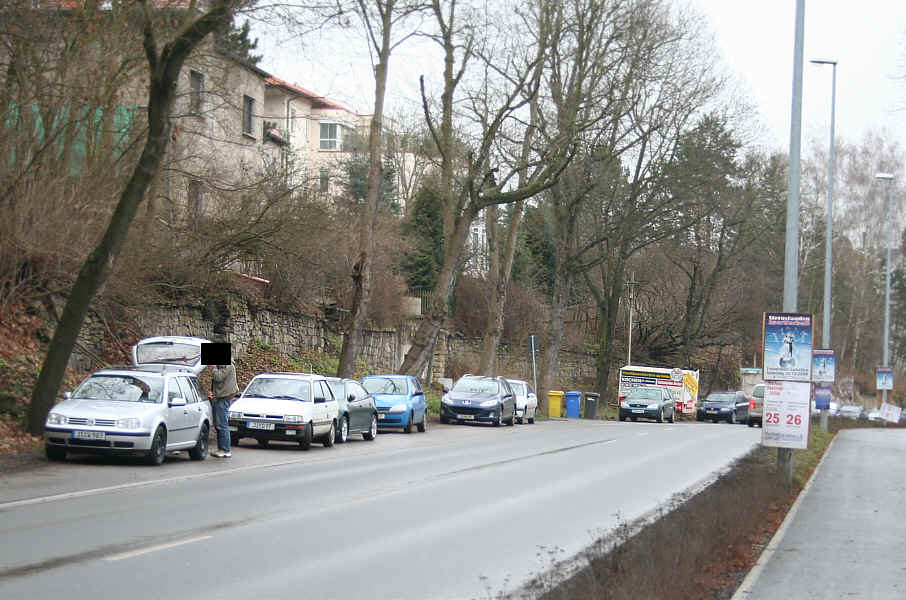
<box><xmin>625</xmin><ymin>272</ymin><xmax>640</xmax><ymax>365</ymax></box>
<box><xmin>778</xmin><ymin>0</ymin><xmax>806</xmax><ymax>488</ymax></box>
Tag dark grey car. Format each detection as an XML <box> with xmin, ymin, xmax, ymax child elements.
<box><xmin>697</xmin><ymin>391</ymin><xmax>750</xmax><ymax>424</ymax></box>
<box><xmin>619</xmin><ymin>386</ymin><xmax>675</xmax><ymax>423</ymax></box>
<box><xmin>440</xmin><ymin>375</ymin><xmax>516</xmax><ymax>426</ymax></box>
<box><xmin>325</xmin><ymin>377</ymin><xmax>379</xmax><ymax>443</ymax></box>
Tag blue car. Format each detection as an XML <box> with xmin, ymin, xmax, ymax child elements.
<box><xmin>360</xmin><ymin>374</ymin><xmax>427</xmax><ymax>433</ymax></box>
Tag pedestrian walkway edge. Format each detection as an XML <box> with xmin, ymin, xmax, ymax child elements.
<box><xmin>730</xmin><ymin>434</ymin><xmax>839</xmax><ymax>599</ymax></box>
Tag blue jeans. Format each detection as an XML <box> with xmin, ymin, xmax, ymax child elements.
<box><xmin>213</xmin><ymin>398</ymin><xmax>231</xmax><ymax>452</ymax></box>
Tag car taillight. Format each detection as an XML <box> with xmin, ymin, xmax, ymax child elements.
<box><xmin>619</xmin><ymin>396</ymin><xmax>625</xmax><ymax>404</ymax></box>
<box><xmin>749</xmin><ymin>399</ymin><xmax>755</xmax><ymax>409</ymax></box>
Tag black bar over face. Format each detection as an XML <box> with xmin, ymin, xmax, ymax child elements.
<box><xmin>201</xmin><ymin>342</ymin><xmax>231</xmax><ymax>365</ymax></box>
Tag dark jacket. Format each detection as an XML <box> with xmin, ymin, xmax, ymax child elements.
<box><xmin>212</xmin><ymin>363</ymin><xmax>239</xmax><ymax>400</ymax></box>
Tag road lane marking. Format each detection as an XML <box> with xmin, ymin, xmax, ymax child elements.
<box><xmin>103</xmin><ymin>535</ymin><xmax>211</xmax><ymax>562</ymax></box>
<box><xmin>637</xmin><ymin>432</ymin><xmax>649</xmax><ymax>436</ymax></box>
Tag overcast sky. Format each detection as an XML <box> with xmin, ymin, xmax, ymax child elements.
<box><xmin>256</xmin><ymin>1</ymin><xmax>906</xmax><ymax>154</ymax></box>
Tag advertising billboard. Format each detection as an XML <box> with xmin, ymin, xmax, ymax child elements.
<box><xmin>763</xmin><ymin>313</ymin><xmax>813</xmax><ymax>382</ymax></box>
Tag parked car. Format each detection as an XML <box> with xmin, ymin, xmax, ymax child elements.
<box><xmin>618</xmin><ymin>386</ymin><xmax>675</xmax><ymax>423</ymax></box>
<box><xmin>867</xmin><ymin>410</ymin><xmax>882</xmax><ymax>422</ymax></box>
<box><xmin>838</xmin><ymin>405</ymin><xmax>865</xmax><ymax>420</ymax></box>
<box><xmin>360</xmin><ymin>374</ymin><xmax>427</xmax><ymax>433</ymax></box>
<box><xmin>44</xmin><ymin>364</ymin><xmax>212</xmax><ymax>465</ymax></box>
<box><xmin>131</xmin><ymin>336</ymin><xmax>211</xmax><ymax>375</ymax></box>
<box><xmin>325</xmin><ymin>377</ymin><xmax>379</xmax><ymax>443</ymax></box>
<box><xmin>440</xmin><ymin>374</ymin><xmax>516</xmax><ymax>426</ymax></box>
<box><xmin>229</xmin><ymin>373</ymin><xmax>338</xmax><ymax>450</ymax></box>
<box><xmin>506</xmin><ymin>378</ymin><xmax>538</xmax><ymax>424</ymax></box>
<box><xmin>697</xmin><ymin>391</ymin><xmax>749</xmax><ymax>424</ymax></box>
<box><xmin>747</xmin><ymin>383</ymin><xmax>764</xmax><ymax>428</ymax></box>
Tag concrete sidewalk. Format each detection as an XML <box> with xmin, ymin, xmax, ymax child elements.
<box><xmin>734</xmin><ymin>428</ymin><xmax>906</xmax><ymax>599</ymax></box>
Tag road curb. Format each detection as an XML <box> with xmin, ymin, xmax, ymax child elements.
<box><xmin>730</xmin><ymin>434</ymin><xmax>839</xmax><ymax>599</ymax></box>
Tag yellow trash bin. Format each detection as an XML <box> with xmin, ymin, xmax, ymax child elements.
<box><xmin>548</xmin><ymin>390</ymin><xmax>565</xmax><ymax>418</ymax></box>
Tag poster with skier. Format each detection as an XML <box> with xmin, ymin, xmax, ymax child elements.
<box><xmin>763</xmin><ymin>313</ymin><xmax>813</xmax><ymax>382</ymax></box>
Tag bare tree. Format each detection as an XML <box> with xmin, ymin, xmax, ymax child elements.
<box><xmin>27</xmin><ymin>0</ymin><xmax>245</xmax><ymax>434</ymax></box>
<box><xmin>337</xmin><ymin>0</ymin><xmax>427</xmax><ymax>377</ymax></box>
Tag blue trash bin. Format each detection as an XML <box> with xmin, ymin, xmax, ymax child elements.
<box><xmin>565</xmin><ymin>391</ymin><xmax>582</xmax><ymax>418</ymax></box>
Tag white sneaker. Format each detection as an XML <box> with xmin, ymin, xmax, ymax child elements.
<box><xmin>211</xmin><ymin>450</ymin><xmax>225</xmax><ymax>458</ymax></box>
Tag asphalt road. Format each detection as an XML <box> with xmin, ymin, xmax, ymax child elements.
<box><xmin>0</xmin><ymin>419</ymin><xmax>760</xmax><ymax>599</ymax></box>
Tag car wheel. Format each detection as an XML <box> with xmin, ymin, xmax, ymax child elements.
<box><xmin>256</xmin><ymin>438</ymin><xmax>269</xmax><ymax>447</ymax></box>
<box><xmin>712</xmin><ymin>419</ymin><xmax>718</xmax><ymax>423</ymax></box>
<box><xmin>146</xmin><ymin>426</ymin><xmax>167</xmax><ymax>466</ymax></box>
<box><xmin>729</xmin><ymin>412</ymin><xmax>736</xmax><ymax>425</ymax></box>
<box><xmin>517</xmin><ymin>416</ymin><xmax>523</xmax><ymax>424</ymax></box>
<box><xmin>323</xmin><ymin>420</ymin><xmax>336</xmax><ymax>447</ymax></box>
<box><xmin>669</xmin><ymin>408</ymin><xmax>676</xmax><ymax>423</ymax></box>
<box><xmin>440</xmin><ymin>414</ymin><xmax>449</xmax><ymax>424</ymax></box>
<box><xmin>494</xmin><ymin>407</ymin><xmax>503</xmax><ymax>427</ymax></box>
<box><xmin>363</xmin><ymin>414</ymin><xmax>378</xmax><ymax>440</ymax></box>
<box><xmin>338</xmin><ymin>416</ymin><xmax>349</xmax><ymax>443</ymax></box>
<box><xmin>528</xmin><ymin>409</ymin><xmax>535</xmax><ymax>424</ymax></box>
<box><xmin>189</xmin><ymin>423</ymin><xmax>209</xmax><ymax>460</ymax></box>
<box><xmin>417</xmin><ymin>412</ymin><xmax>427</xmax><ymax>433</ymax></box>
<box><xmin>45</xmin><ymin>445</ymin><xmax>66</xmax><ymax>462</ymax></box>
<box><xmin>630</xmin><ymin>416</ymin><xmax>637</xmax><ymax>422</ymax></box>
<box><xmin>507</xmin><ymin>405</ymin><xmax>516</xmax><ymax>426</ymax></box>
<box><xmin>403</xmin><ymin>412</ymin><xmax>413</xmax><ymax>434</ymax></box>
<box><xmin>619</xmin><ymin>414</ymin><xmax>626</xmax><ymax>422</ymax></box>
<box><xmin>299</xmin><ymin>422</ymin><xmax>312</xmax><ymax>450</ymax></box>
<box><xmin>230</xmin><ymin>434</ymin><xmax>241</xmax><ymax>447</ymax></box>
<box><xmin>656</xmin><ymin>409</ymin><xmax>663</xmax><ymax>423</ymax></box>
<box><xmin>748</xmin><ymin>419</ymin><xmax>754</xmax><ymax>428</ymax></box>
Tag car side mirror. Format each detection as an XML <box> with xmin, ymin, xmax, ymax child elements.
<box><xmin>314</xmin><ymin>396</ymin><xmax>325</xmax><ymax>404</ymax></box>
<box><xmin>63</xmin><ymin>391</ymin><xmax>72</xmax><ymax>401</ymax></box>
<box><xmin>348</xmin><ymin>394</ymin><xmax>356</xmax><ymax>403</ymax></box>
<box><xmin>169</xmin><ymin>397</ymin><xmax>187</xmax><ymax>407</ymax></box>
<box><xmin>442</xmin><ymin>387</ymin><xmax>449</xmax><ymax>394</ymax></box>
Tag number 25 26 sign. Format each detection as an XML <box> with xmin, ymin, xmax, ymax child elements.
<box><xmin>762</xmin><ymin>381</ymin><xmax>810</xmax><ymax>450</ymax></box>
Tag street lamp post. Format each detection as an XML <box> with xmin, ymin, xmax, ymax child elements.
<box><xmin>812</xmin><ymin>58</ymin><xmax>837</xmax><ymax>432</ymax></box>
<box><xmin>875</xmin><ymin>173</ymin><xmax>894</xmax><ymax>407</ymax></box>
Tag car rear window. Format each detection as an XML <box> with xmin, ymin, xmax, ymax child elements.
<box><xmin>753</xmin><ymin>385</ymin><xmax>764</xmax><ymax>398</ymax></box>
<box><xmin>627</xmin><ymin>388</ymin><xmax>661</xmax><ymax>400</ymax></box>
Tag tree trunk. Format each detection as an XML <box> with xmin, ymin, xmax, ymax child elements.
<box><xmin>337</xmin><ymin>12</ymin><xmax>392</xmax><ymax>377</ymax></box>
<box><xmin>26</xmin><ymin>1</ymin><xmax>237</xmax><ymax>434</ymax></box>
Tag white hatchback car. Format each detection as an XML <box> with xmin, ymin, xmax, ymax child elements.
<box><xmin>228</xmin><ymin>373</ymin><xmax>339</xmax><ymax>450</ymax></box>
<box><xmin>506</xmin><ymin>378</ymin><xmax>538</xmax><ymax>424</ymax></box>
<box><xmin>44</xmin><ymin>365</ymin><xmax>212</xmax><ymax>465</ymax></box>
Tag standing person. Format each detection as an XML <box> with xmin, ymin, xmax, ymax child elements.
<box><xmin>211</xmin><ymin>361</ymin><xmax>238</xmax><ymax>458</ymax></box>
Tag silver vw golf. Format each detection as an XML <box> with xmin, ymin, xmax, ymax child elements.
<box><xmin>44</xmin><ymin>365</ymin><xmax>212</xmax><ymax>465</ymax></box>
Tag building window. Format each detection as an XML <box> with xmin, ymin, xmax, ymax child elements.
<box><xmin>289</xmin><ymin>109</ymin><xmax>297</xmax><ymax>137</ymax></box>
<box><xmin>319</xmin><ymin>169</ymin><xmax>329</xmax><ymax>194</ymax></box>
<box><xmin>242</xmin><ymin>95</ymin><xmax>255</xmax><ymax>137</ymax></box>
<box><xmin>189</xmin><ymin>70</ymin><xmax>204</xmax><ymax>116</ymax></box>
<box><xmin>320</xmin><ymin>122</ymin><xmax>338</xmax><ymax>150</ymax></box>
<box><xmin>188</xmin><ymin>180</ymin><xmax>204</xmax><ymax>220</ymax></box>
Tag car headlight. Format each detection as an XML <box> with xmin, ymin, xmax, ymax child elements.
<box><xmin>389</xmin><ymin>403</ymin><xmax>407</xmax><ymax>413</ymax></box>
<box><xmin>46</xmin><ymin>412</ymin><xmax>67</xmax><ymax>425</ymax></box>
<box><xmin>229</xmin><ymin>411</ymin><xmax>242</xmax><ymax>419</ymax></box>
<box><xmin>442</xmin><ymin>395</ymin><xmax>452</xmax><ymax>405</ymax></box>
<box><xmin>647</xmin><ymin>403</ymin><xmax>660</xmax><ymax>410</ymax></box>
<box><xmin>284</xmin><ymin>415</ymin><xmax>304</xmax><ymax>423</ymax></box>
<box><xmin>480</xmin><ymin>399</ymin><xmax>498</xmax><ymax>407</ymax></box>
<box><xmin>116</xmin><ymin>418</ymin><xmax>140</xmax><ymax>429</ymax></box>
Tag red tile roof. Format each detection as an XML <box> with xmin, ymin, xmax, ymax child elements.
<box><xmin>265</xmin><ymin>76</ymin><xmax>356</xmax><ymax>114</ymax></box>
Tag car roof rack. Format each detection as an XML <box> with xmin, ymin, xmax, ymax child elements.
<box><xmin>100</xmin><ymin>364</ymin><xmax>195</xmax><ymax>374</ymax></box>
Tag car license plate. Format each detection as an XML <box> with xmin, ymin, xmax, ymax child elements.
<box><xmin>457</xmin><ymin>414</ymin><xmax>475</xmax><ymax>420</ymax></box>
<box><xmin>378</xmin><ymin>413</ymin><xmax>389</xmax><ymax>419</ymax></box>
<box><xmin>73</xmin><ymin>430</ymin><xmax>105</xmax><ymax>440</ymax></box>
<box><xmin>247</xmin><ymin>421</ymin><xmax>275</xmax><ymax>431</ymax></box>
<box><xmin>707</xmin><ymin>409</ymin><xmax>717</xmax><ymax>413</ymax></box>
<box><xmin>631</xmin><ymin>409</ymin><xmax>644</xmax><ymax>414</ymax></box>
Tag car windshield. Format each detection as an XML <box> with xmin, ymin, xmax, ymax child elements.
<box><xmin>362</xmin><ymin>377</ymin><xmax>409</xmax><ymax>395</ymax></box>
<box><xmin>627</xmin><ymin>388</ymin><xmax>661</xmax><ymax>400</ymax></box>
<box><xmin>136</xmin><ymin>341</ymin><xmax>200</xmax><ymax>367</ymax></box>
<box><xmin>753</xmin><ymin>386</ymin><xmax>764</xmax><ymax>398</ymax></box>
<box><xmin>452</xmin><ymin>377</ymin><xmax>499</xmax><ymax>394</ymax></box>
<box><xmin>73</xmin><ymin>374</ymin><xmax>163</xmax><ymax>403</ymax></box>
<box><xmin>707</xmin><ymin>393</ymin><xmax>736</xmax><ymax>404</ymax></box>
<box><xmin>243</xmin><ymin>378</ymin><xmax>312</xmax><ymax>402</ymax></box>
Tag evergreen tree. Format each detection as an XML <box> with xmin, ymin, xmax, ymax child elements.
<box><xmin>218</xmin><ymin>19</ymin><xmax>262</xmax><ymax>65</ymax></box>
<box><xmin>401</xmin><ymin>181</ymin><xmax>444</xmax><ymax>291</ymax></box>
